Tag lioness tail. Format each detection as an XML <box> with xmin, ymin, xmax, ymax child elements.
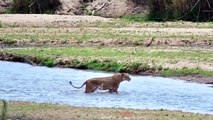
<box><xmin>69</xmin><ymin>81</ymin><xmax>86</xmax><ymax>89</ymax></box>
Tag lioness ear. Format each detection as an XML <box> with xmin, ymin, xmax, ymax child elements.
<box><xmin>121</xmin><ymin>73</ymin><xmax>124</xmax><ymax>78</ymax></box>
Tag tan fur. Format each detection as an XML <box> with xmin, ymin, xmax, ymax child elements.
<box><xmin>69</xmin><ymin>73</ymin><xmax>131</xmax><ymax>93</ymax></box>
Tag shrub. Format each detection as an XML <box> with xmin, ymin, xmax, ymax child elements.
<box><xmin>0</xmin><ymin>38</ymin><xmax>17</xmax><ymax>45</ymax></box>
<box><xmin>11</xmin><ymin>0</ymin><xmax>61</xmax><ymax>14</ymax></box>
<box><xmin>42</xmin><ymin>58</ymin><xmax>55</xmax><ymax>67</ymax></box>
<box><xmin>1</xmin><ymin>100</ymin><xmax>8</xmax><ymax>120</ymax></box>
<box><xmin>147</xmin><ymin>0</ymin><xmax>213</xmax><ymax>21</ymax></box>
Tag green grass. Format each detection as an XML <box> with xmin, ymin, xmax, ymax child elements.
<box><xmin>2</xmin><ymin>47</ymin><xmax>213</xmax><ymax>76</ymax></box>
<box><xmin>4</xmin><ymin>47</ymin><xmax>213</xmax><ymax>62</ymax></box>
<box><xmin>0</xmin><ymin>101</ymin><xmax>212</xmax><ymax>120</ymax></box>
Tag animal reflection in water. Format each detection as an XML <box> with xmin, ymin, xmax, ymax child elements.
<box><xmin>69</xmin><ymin>73</ymin><xmax>131</xmax><ymax>93</ymax></box>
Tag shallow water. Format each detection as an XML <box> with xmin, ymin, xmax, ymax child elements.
<box><xmin>0</xmin><ymin>61</ymin><xmax>212</xmax><ymax>114</ymax></box>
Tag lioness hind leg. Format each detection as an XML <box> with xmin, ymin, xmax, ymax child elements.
<box><xmin>92</xmin><ymin>86</ymin><xmax>98</xmax><ymax>92</ymax></box>
<box><xmin>85</xmin><ymin>83</ymin><xmax>93</xmax><ymax>93</ymax></box>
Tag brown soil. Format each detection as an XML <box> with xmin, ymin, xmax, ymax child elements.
<box><xmin>1</xmin><ymin>37</ymin><xmax>212</xmax><ymax>48</ymax></box>
<box><xmin>56</xmin><ymin>0</ymin><xmax>82</xmax><ymax>15</ymax></box>
<box><xmin>0</xmin><ymin>14</ymin><xmax>110</xmax><ymax>27</ymax></box>
<box><xmin>1</xmin><ymin>38</ymin><xmax>213</xmax><ymax>50</ymax></box>
<box><xmin>0</xmin><ymin>0</ymin><xmax>147</xmax><ymax>17</ymax></box>
<box><xmin>0</xmin><ymin>52</ymin><xmax>42</xmax><ymax>65</ymax></box>
<box><xmin>85</xmin><ymin>0</ymin><xmax>147</xmax><ymax>17</ymax></box>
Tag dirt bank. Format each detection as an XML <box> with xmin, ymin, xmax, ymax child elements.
<box><xmin>83</xmin><ymin>0</ymin><xmax>147</xmax><ymax>17</ymax></box>
<box><xmin>0</xmin><ymin>14</ymin><xmax>110</xmax><ymax>27</ymax></box>
<box><xmin>0</xmin><ymin>0</ymin><xmax>147</xmax><ymax>17</ymax></box>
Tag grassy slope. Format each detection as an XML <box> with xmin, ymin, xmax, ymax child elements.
<box><xmin>2</xmin><ymin>47</ymin><xmax>213</xmax><ymax>76</ymax></box>
<box><xmin>0</xmin><ymin>101</ymin><xmax>212</xmax><ymax>120</ymax></box>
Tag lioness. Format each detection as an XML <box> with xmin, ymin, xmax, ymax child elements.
<box><xmin>69</xmin><ymin>73</ymin><xmax>131</xmax><ymax>93</ymax></box>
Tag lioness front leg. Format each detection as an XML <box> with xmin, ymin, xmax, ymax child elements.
<box><xmin>109</xmin><ymin>88</ymin><xmax>118</xmax><ymax>93</ymax></box>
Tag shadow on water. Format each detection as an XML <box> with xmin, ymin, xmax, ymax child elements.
<box><xmin>0</xmin><ymin>61</ymin><xmax>213</xmax><ymax>114</ymax></box>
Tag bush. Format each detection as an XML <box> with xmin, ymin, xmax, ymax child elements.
<box><xmin>147</xmin><ymin>0</ymin><xmax>213</xmax><ymax>21</ymax></box>
<box><xmin>86</xmin><ymin>60</ymin><xmax>123</xmax><ymax>72</ymax></box>
<box><xmin>42</xmin><ymin>58</ymin><xmax>55</xmax><ymax>67</ymax></box>
<box><xmin>0</xmin><ymin>38</ymin><xmax>17</xmax><ymax>45</ymax></box>
<box><xmin>1</xmin><ymin>100</ymin><xmax>8</xmax><ymax>120</ymax></box>
<box><xmin>11</xmin><ymin>0</ymin><xmax>61</xmax><ymax>14</ymax></box>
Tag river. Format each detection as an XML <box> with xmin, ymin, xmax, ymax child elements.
<box><xmin>0</xmin><ymin>61</ymin><xmax>212</xmax><ymax>114</ymax></box>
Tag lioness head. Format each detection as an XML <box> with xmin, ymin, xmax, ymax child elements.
<box><xmin>122</xmin><ymin>73</ymin><xmax>131</xmax><ymax>81</ymax></box>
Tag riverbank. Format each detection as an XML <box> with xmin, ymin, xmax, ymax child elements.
<box><xmin>0</xmin><ymin>101</ymin><xmax>212</xmax><ymax>120</ymax></box>
<box><xmin>0</xmin><ymin>14</ymin><xmax>213</xmax><ymax>84</ymax></box>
